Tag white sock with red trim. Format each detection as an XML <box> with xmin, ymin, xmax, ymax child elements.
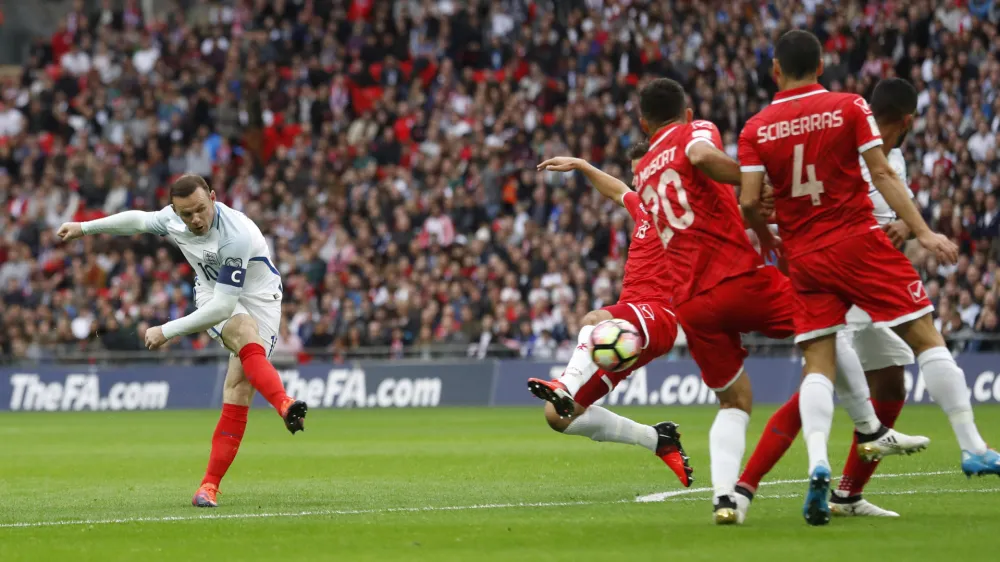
<box><xmin>558</xmin><ymin>325</ymin><xmax>599</xmax><ymax>397</ymax></box>
<box><xmin>563</xmin><ymin>405</ymin><xmax>658</xmax><ymax>451</ymax></box>
<box><xmin>799</xmin><ymin>373</ymin><xmax>834</xmax><ymax>474</ymax></box>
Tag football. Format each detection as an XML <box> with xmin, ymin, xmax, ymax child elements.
<box><xmin>590</xmin><ymin>319</ymin><xmax>643</xmax><ymax>372</ymax></box>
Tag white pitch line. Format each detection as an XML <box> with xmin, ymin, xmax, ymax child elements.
<box><xmin>634</xmin><ymin>469</ymin><xmax>957</xmax><ymax>502</ymax></box>
<box><xmin>0</xmin><ymin>470</ymin><xmax>986</xmax><ymax>530</ymax></box>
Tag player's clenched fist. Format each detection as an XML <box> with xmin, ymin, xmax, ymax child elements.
<box><xmin>144</xmin><ymin>325</ymin><xmax>168</xmax><ymax>350</ymax></box>
<box><xmin>56</xmin><ymin>222</ymin><xmax>84</xmax><ymax>242</ymax></box>
<box><xmin>537</xmin><ymin>157</ymin><xmax>586</xmax><ymax>172</ymax></box>
<box><xmin>917</xmin><ymin>232</ymin><xmax>959</xmax><ymax>264</ymax></box>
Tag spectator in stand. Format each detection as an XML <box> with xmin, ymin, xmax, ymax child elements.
<box><xmin>2</xmin><ymin>0</ymin><xmax>1000</xmax><ymax>363</ymax></box>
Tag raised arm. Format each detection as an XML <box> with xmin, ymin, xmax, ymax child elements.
<box><xmin>58</xmin><ymin>209</ymin><xmax>170</xmax><ymax>241</ymax></box>
<box><xmin>861</xmin><ymin>147</ymin><xmax>956</xmax><ymax>262</ymax></box>
<box><xmin>537</xmin><ymin>156</ymin><xmax>631</xmax><ymax>207</ymax></box>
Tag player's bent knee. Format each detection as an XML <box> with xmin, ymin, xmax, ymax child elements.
<box><xmin>716</xmin><ymin>376</ymin><xmax>753</xmax><ymax>414</ymax></box>
<box><xmin>544</xmin><ymin>402</ymin><xmax>583</xmax><ymax>432</ymax></box>
<box><xmin>221</xmin><ymin>313</ymin><xmax>264</xmax><ymax>351</ymax></box>
<box><xmin>893</xmin><ymin>315</ymin><xmax>945</xmax><ymax>356</ymax></box>
<box><xmin>582</xmin><ymin>309</ymin><xmax>612</xmax><ymax>327</ymax></box>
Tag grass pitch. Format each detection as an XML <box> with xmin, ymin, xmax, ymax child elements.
<box><xmin>1</xmin><ymin>405</ymin><xmax>997</xmax><ymax>561</ymax></box>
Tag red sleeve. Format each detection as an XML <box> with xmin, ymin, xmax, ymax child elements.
<box><xmin>622</xmin><ymin>191</ymin><xmax>646</xmax><ymax>222</ymax></box>
<box><xmin>847</xmin><ymin>96</ymin><xmax>884</xmax><ymax>154</ymax></box>
<box><xmin>737</xmin><ymin>123</ymin><xmax>765</xmax><ymax>173</ymax></box>
<box><xmin>683</xmin><ymin>120</ymin><xmax>722</xmax><ymax>158</ymax></box>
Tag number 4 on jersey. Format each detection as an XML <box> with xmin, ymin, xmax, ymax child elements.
<box><xmin>792</xmin><ymin>143</ymin><xmax>825</xmax><ymax>206</ymax></box>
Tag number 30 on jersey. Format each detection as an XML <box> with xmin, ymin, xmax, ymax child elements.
<box><xmin>640</xmin><ymin>169</ymin><xmax>695</xmax><ymax>248</ymax></box>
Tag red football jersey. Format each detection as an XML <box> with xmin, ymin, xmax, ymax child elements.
<box><xmin>632</xmin><ymin>120</ymin><xmax>763</xmax><ymax>306</ymax></box>
<box><xmin>619</xmin><ymin>191</ymin><xmax>672</xmax><ymax>303</ymax></box>
<box><xmin>738</xmin><ymin>84</ymin><xmax>882</xmax><ymax>258</ymax></box>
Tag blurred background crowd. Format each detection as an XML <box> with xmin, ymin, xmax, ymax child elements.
<box><xmin>2</xmin><ymin>0</ymin><xmax>1000</xmax><ymax>363</ymax></box>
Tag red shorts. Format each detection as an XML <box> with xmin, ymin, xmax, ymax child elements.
<box><xmin>675</xmin><ymin>267</ymin><xmax>798</xmax><ymax>391</ymax></box>
<box><xmin>789</xmin><ymin>230</ymin><xmax>933</xmax><ymax>343</ymax></box>
<box><xmin>575</xmin><ymin>301</ymin><xmax>678</xmax><ymax>408</ymax></box>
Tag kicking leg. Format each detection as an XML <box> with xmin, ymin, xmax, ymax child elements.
<box><xmin>221</xmin><ymin>314</ymin><xmax>306</xmax><ymax>434</ymax></box>
<box><xmin>541</xmin><ymin>382</ymin><xmax>692</xmax><ymax>487</ymax></box>
<box><xmin>193</xmin><ymin>357</ymin><xmax>252</xmax><ymax>508</ymax></box>
<box><xmin>894</xmin><ymin>315</ymin><xmax>999</xmax><ymax>476</ymax></box>
<box><xmin>528</xmin><ymin>310</ymin><xmax>610</xmax><ymax>416</ymax></box>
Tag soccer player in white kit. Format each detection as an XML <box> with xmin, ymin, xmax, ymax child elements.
<box><xmin>57</xmin><ymin>174</ymin><xmax>307</xmax><ymax>508</ymax></box>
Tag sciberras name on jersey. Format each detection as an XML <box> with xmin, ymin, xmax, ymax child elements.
<box><xmin>756</xmin><ymin>110</ymin><xmax>844</xmax><ymax>143</ymax></box>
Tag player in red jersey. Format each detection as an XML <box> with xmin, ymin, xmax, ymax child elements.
<box><xmin>739</xmin><ymin>30</ymin><xmax>999</xmax><ymax>527</ymax></box>
<box><xmin>526</xmin><ymin>144</ymin><xmax>693</xmax><ymax>488</ymax></box>
<box><xmin>630</xmin><ymin>78</ymin><xmax>928</xmax><ymax>525</ymax></box>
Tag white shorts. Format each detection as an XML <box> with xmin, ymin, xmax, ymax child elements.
<box><xmin>195</xmin><ymin>289</ymin><xmax>282</xmax><ymax>358</ymax></box>
<box><xmin>843</xmin><ymin>305</ymin><xmax>914</xmax><ymax>371</ymax></box>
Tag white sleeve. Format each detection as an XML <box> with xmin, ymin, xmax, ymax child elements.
<box><xmin>80</xmin><ymin>207</ymin><xmax>173</xmax><ymax>236</ymax></box>
<box><xmin>161</xmin><ymin>292</ymin><xmax>239</xmax><ymax>339</ymax></box>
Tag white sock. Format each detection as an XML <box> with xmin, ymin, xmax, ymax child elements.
<box><xmin>563</xmin><ymin>405</ymin><xmax>658</xmax><ymax>451</ymax></box>
<box><xmin>709</xmin><ymin>408</ymin><xmax>750</xmax><ymax>499</ymax></box>
<box><xmin>558</xmin><ymin>325</ymin><xmax>599</xmax><ymax>396</ymax></box>
<box><xmin>918</xmin><ymin>347</ymin><xmax>988</xmax><ymax>454</ymax></box>
<box><xmin>834</xmin><ymin>332</ymin><xmax>881</xmax><ymax>435</ymax></box>
<box><xmin>799</xmin><ymin>373</ymin><xmax>834</xmax><ymax>473</ymax></box>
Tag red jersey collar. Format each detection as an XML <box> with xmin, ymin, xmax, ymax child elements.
<box><xmin>771</xmin><ymin>83</ymin><xmax>828</xmax><ymax>104</ymax></box>
<box><xmin>648</xmin><ymin>124</ymin><xmax>681</xmax><ymax>152</ymax></box>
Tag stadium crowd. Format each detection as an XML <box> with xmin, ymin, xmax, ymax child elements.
<box><xmin>2</xmin><ymin>0</ymin><xmax>1000</xmax><ymax>362</ymax></box>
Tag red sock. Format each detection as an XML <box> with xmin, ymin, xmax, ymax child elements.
<box><xmin>838</xmin><ymin>398</ymin><xmax>906</xmax><ymax>496</ymax></box>
<box><xmin>738</xmin><ymin>392</ymin><xmax>803</xmax><ymax>492</ymax></box>
<box><xmin>202</xmin><ymin>403</ymin><xmax>249</xmax><ymax>487</ymax></box>
<box><xmin>238</xmin><ymin>343</ymin><xmax>291</xmax><ymax>412</ymax></box>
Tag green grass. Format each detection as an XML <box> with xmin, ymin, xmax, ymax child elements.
<box><xmin>1</xmin><ymin>405</ymin><xmax>997</xmax><ymax>561</ymax></box>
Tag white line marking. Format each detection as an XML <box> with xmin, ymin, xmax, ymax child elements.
<box><xmin>634</xmin><ymin>470</ymin><xmax>957</xmax><ymax>503</ymax></box>
<box><xmin>0</xmin><ymin>470</ymin><xmax>984</xmax><ymax>530</ymax></box>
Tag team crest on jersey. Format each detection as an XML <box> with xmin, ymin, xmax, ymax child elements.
<box><xmin>204</xmin><ymin>251</ymin><xmax>220</xmax><ymax>266</ymax></box>
<box><xmin>854</xmin><ymin>98</ymin><xmax>873</xmax><ymax>115</ymax></box>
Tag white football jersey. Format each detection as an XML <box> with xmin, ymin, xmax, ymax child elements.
<box><xmin>143</xmin><ymin>202</ymin><xmax>281</xmax><ymax>298</ymax></box>
<box><xmin>860</xmin><ymin>148</ymin><xmax>909</xmax><ymax>226</ymax></box>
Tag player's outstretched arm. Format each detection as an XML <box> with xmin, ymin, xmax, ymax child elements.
<box><xmin>687</xmin><ymin>142</ymin><xmax>741</xmax><ymax>186</ymax></box>
<box><xmin>57</xmin><ymin>210</ymin><xmax>164</xmax><ymax>242</ymax></box>
<box><xmin>861</xmin><ymin>147</ymin><xmax>958</xmax><ymax>264</ymax></box>
<box><xmin>537</xmin><ymin>157</ymin><xmax>631</xmax><ymax>207</ymax></box>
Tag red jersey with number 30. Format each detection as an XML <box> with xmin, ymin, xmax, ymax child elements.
<box><xmin>619</xmin><ymin>190</ymin><xmax>673</xmax><ymax>303</ymax></box>
<box><xmin>632</xmin><ymin>120</ymin><xmax>763</xmax><ymax>306</ymax></box>
<box><xmin>738</xmin><ymin>84</ymin><xmax>882</xmax><ymax>258</ymax></box>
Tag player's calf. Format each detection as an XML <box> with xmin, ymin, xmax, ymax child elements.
<box><xmin>221</xmin><ymin>314</ymin><xmax>307</xmax><ymax>433</ymax></box>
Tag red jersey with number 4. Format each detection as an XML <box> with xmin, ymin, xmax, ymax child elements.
<box><xmin>619</xmin><ymin>190</ymin><xmax>673</xmax><ymax>303</ymax></box>
<box><xmin>632</xmin><ymin>120</ymin><xmax>763</xmax><ymax>306</ymax></box>
<box><xmin>738</xmin><ymin>84</ymin><xmax>881</xmax><ymax>258</ymax></box>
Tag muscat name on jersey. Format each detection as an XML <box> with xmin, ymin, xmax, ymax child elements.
<box><xmin>144</xmin><ymin>202</ymin><xmax>281</xmax><ymax>298</ymax></box>
<box><xmin>633</xmin><ymin>120</ymin><xmax>762</xmax><ymax>305</ymax></box>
